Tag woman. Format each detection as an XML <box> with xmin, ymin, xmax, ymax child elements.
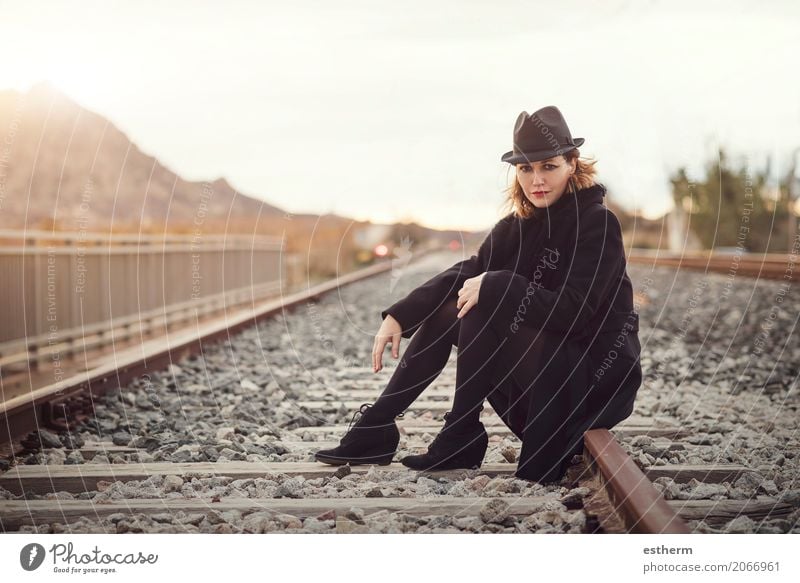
<box><xmin>315</xmin><ymin>105</ymin><xmax>642</xmax><ymax>483</ymax></box>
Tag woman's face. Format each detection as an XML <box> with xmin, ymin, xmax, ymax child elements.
<box><xmin>515</xmin><ymin>155</ymin><xmax>576</xmax><ymax>209</ymax></box>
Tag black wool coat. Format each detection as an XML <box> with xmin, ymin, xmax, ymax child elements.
<box><xmin>381</xmin><ymin>183</ymin><xmax>643</xmax><ymax>482</ymax></box>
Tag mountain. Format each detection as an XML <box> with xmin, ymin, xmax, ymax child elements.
<box><xmin>0</xmin><ymin>83</ymin><xmax>284</xmax><ymax>232</ymax></box>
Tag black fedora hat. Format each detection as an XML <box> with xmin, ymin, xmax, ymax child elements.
<box><xmin>501</xmin><ymin>105</ymin><xmax>584</xmax><ymax>165</ymax></box>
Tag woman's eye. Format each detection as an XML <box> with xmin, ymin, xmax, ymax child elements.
<box><xmin>520</xmin><ymin>164</ymin><xmax>556</xmax><ymax>172</ymax></box>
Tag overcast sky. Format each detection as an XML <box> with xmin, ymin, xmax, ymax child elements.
<box><xmin>1</xmin><ymin>0</ymin><xmax>798</xmax><ymax>230</ymax></box>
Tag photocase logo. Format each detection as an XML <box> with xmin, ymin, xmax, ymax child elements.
<box><xmin>18</xmin><ymin>541</ymin><xmax>158</xmax><ymax>574</ymax></box>
<box><xmin>509</xmin><ymin>246</ymin><xmax>560</xmax><ymax>333</ymax></box>
<box><xmin>20</xmin><ymin>543</ymin><xmax>46</xmax><ymax>571</ymax></box>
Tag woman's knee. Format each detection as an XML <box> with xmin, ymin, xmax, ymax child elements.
<box><xmin>459</xmin><ymin>296</ymin><xmax>499</xmax><ymax>329</ymax></box>
<box><xmin>420</xmin><ymin>297</ymin><xmax>460</xmax><ymax>344</ymax></box>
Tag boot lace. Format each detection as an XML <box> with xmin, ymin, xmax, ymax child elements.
<box><xmin>345</xmin><ymin>404</ymin><xmax>405</xmax><ymax>433</ymax></box>
<box><xmin>346</xmin><ymin>403</ymin><xmax>373</xmax><ymax>433</ymax></box>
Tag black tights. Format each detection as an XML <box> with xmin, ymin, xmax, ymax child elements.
<box><xmin>368</xmin><ymin>296</ymin><xmax>512</xmax><ymax>429</ymax></box>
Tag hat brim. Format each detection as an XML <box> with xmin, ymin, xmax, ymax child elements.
<box><xmin>501</xmin><ymin>138</ymin><xmax>585</xmax><ymax>164</ymax></box>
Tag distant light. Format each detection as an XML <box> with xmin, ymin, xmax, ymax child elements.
<box><xmin>374</xmin><ymin>244</ymin><xmax>389</xmax><ymax>257</ymax></box>
<box><xmin>448</xmin><ymin>240</ymin><xmax>462</xmax><ymax>251</ymax></box>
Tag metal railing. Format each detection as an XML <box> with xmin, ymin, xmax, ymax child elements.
<box><xmin>0</xmin><ymin>229</ymin><xmax>284</xmax><ymax>369</ymax></box>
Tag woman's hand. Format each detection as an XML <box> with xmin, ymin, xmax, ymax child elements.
<box><xmin>456</xmin><ymin>272</ymin><xmax>486</xmax><ymax>318</ymax></box>
<box><xmin>373</xmin><ymin>314</ymin><xmax>403</xmax><ymax>373</ymax></box>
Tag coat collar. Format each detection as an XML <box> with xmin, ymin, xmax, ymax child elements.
<box><xmin>528</xmin><ymin>182</ymin><xmax>606</xmax><ymax>224</ymax></box>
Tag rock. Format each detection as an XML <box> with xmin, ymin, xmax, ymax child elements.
<box><xmin>500</xmin><ymin>446</ymin><xmax>517</xmax><ymax>463</ymax></box>
<box><xmin>539</xmin><ymin>511</ymin><xmax>565</xmax><ymax>527</ymax></box>
<box><xmin>241</xmin><ymin>512</ymin><xmax>277</xmax><ymax>534</ymax></box>
<box><xmin>484</xmin><ymin>477</ymin><xmax>513</xmax><ymax>494</ymax></box>
<box><xmin>779</xmin><ymin>489</ymin><xmax>800</xmax><ymax>506</ymax></box>
<box><xmin>468</xmin><ymin>475</ymin><xmax>491</xmax><ymax>492</ymax></box>
<box><xmin>64</xmin><ymin>450</ymin><xmax>86</xmax><ymax>465</ymax></box>
<box><xmin>303</xmin><ymin>517</ymin><xmax>332</xmax><ymax>533</ymax></box>
<box><xmin>724</xmin><ymin>484</ymin><xmax>748</xmax><ymax>500</ymax></box>
<box><xmin>652</xmin><ymin>477</ymin><xmax>682</xmax><ymax>500</ymax></box>
<box><xmin>61</xmin><ymin>433</ymin><xmax>85</xmax><ymax>449</ymax></box>
<box><xmin>364</xmin><ymin>509</ymin><xmax>391</xmax><ymax>532</ymax></box>
<box><xmin>206</xmin><ymin>510</ymin><xmax>227</xmax><ymax>525</ymax></box>
<box><xmin>170</xmin><ymin>449</ymin><xmax>196</xmax><ymax>463</ymax></box>
<box><xmin>315</xmin><ymin>509</ymin><xmax>336</xmax><ymax>521</ymax></box>
<box><xmin>240</xmin><ymin>379</ymin><xmax>261</xmax><ymax>392</ymax></box>
<box><xmin>756</xmin><ymin>524</ymin><xmax>785</xmax><ymax>534</ymax></box>
<box><xmin>630</xmin><ymin>435</ymin><xmax>654</xmax><ymax>447</ymax></box>
<box><xmin>479</xmin><ymin>499</ymin><xmax>510</xmax><ymax>524</ymax></box>
<box><xmin>344</xmin><ymin>507</ymin><xmax>366</xmax><ymax>524</ymax></box>
<box><xmin>723</xmin><ymin>515</ymin><xmax>756</xmax><ymax>534</ymax></box>
<box><xmin>163</xmin><ymin>475</ymin><xmax>184</xmax><ymax>493</ymax></box>
<box><xmin>691</xmin><ymin>520</ymin><xmax>722</xmax><ymax>534</ymax></box>
<box><xmin>200</xmin><ymin>446</ymin><xmax>219</xmax><ymax>462</ymax></box>
<box><xmin>427</xmin><ymin>516</ymin><xmax>453</xmax><ymax>529</ymax></box>
<box><xmin>178</xmin><ymin>513</ymin><xmax>206</xmax><ymax>526</ymax></box>
<box><xmin>567</xmin><ymin>511</ymin><xmax>587</xmax><ymax>530</ymax></box>
<box><xmin>274</xmin><ymin>513</ymin><xmax>302</xmax><ymax>529</ymax></box>
<box><xmin>759</xmin><ymin>479</ymin><xmax>779</xmax><ymax>496</ymax></box>
<box><xmin>107</xmin><ymin>513</ymin><xmax>127</xmax><ymax>525</ymax></box>
<box><xmin>130</xmin><ymin>436</ymin><xmax>162</xmax><ymax>452</ymax></box>
<box><xmin>275</xmin><ymin>478</ymin><xmax>303</xmax><ymax>498</ymax></box>
<box><xmin>111</xmin><ymin>432</ymin><xmax>132</xmax><ymax>446</ymax></box>
<box><xmin>416</xmin><ymin>476</ymin><xmax>439</xmax><ymax>491</ymax></box>
<box><xmin>216</xmin><ymin>427</ymin><xmax>235</xmax><ymax>441</ymax></box>
<box><xmin>446</xmin><ymin>482</ymin><xmax>469</xmax><ymax>497</ymax></box>
<box><xmin>682</xmin><ymin>480</ymin><xmax>727</xmax><ymax>500</ymax></box>
<box><xmin>560</xmin><ymin>487</ymin><xmax>591</xmax><ymax>508</ymax></box>
<box><xmin>525</xmin><ymin>499</ymin><xmax>569</xmax><ymax>514</ymax></box>
<box><xmin>452</xmin><ymin>516</ymin><xmax>484</xmax><ymax>531</ymax></box>
<box><xmin>336</xmin><ymin>516</ymin><xmax>369</xmax><ymax>533</ymax></box>
<box><xmin>167</xmin><ymin>364</ymin><xmax>183</xmax><ymax>377</ymax></box>
<box><xmin>36</xmin><ymin>429</ymin><xmax>64</xmax><ymax>449</ymax></box>
<box><xmin>686</xmin><ymin>434</ymin><xmax>713</xmax><ymax>445</ymax></box>
<box><xmin>733</xmin><ymin>472</ymin><xmax>766</xmax><ymax>495</ymax></box>
<box><xmin>334</xmin><ymin>464</ymin><xmax>352</xmax><ymax>479</ymax></box>
<box><xmin>45</xmin><ymin>450</ymin><xmax>67</xmax><ymax>465</ymax></box>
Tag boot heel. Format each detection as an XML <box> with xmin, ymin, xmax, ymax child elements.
<box><xmin>354</xmin><ymin>451</ymin><xmax>395</xmax><ymax>465</ymax></box>
<box><xmin>361</xmin><ymin>444</ymin><xmax>397</xmax><ymax>465</ymax></box>
<box><xmin>460</xmin><ymin>432</ymin><xmax>489</xmax><ymax>468</ymax></box>
<box><xmin>375</xmin><ymin>453</ymin><xmax>394</xmax><ymax>465</ymax></box>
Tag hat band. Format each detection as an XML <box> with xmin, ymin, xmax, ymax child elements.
<box><xmin>513</xmin><ymin>142</ymin><xmax>576</xmax><ymax>155</ymax></box>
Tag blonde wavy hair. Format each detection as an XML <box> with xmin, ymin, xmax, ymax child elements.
<box><xmin>502</xmin><ymin>149</ymin><xmax>598</xmax><ymax>219</ymax></box>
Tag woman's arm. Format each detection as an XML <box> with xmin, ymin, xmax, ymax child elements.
<box><xmin>381</xmin><ymin>213</ymin><xmax>515</xmax><ymax>339</ymax></box>
<box><xmin>479</xmin><ymin>205</ymin><xmax>626</xmax><ymax>338</ymax></box>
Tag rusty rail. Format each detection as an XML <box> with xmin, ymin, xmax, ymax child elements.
<box><xmin>628</xmin><ymin>249</ymin><xmax>795</xmax><ymax>280</ymax></box>
<box><xmin>583</xmin><ymin>428</ymin><xmax>690</xmax><ymax>533</ymax></box>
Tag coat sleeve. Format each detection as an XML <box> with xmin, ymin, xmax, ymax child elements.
<box><xmin>480</xmin><ymin>205</ymin><xmax>626</xmax><ymax>338</ymax></box>
<box><xmin>381</xmin><ymin>214</ymin><xmax>515</xmax><ymax>339</ymax></box>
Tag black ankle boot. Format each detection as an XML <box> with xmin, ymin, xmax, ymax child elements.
<box><xmin>314</xmin><ymin>403</ymin><xmax>401</xmax><ymax>466</ymax></box>
<box><xmin>401</xmin><ymin>411</ymin><xmax>488</xmax><ymax>471</ymax></box>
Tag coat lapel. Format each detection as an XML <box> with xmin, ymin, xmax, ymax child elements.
<box><xmin>521</xmin><ymin>184</ymin><xmax>606</xmax><ymax>286</ymax></box>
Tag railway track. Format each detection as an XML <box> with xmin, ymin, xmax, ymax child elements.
<box><xmin>0</xmin><ymin>250</ymin><xmax>797</xmax><ymax>534</ymax></box>
<box><xmin>627</xmin><ymin>249</ymin><xmax>796</xmax><ymax>281</ymax></box>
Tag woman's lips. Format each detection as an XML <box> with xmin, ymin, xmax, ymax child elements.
<box><xmin>531</xmin><ymin>191</ymin><xmax>548</xmax><ymax>198</ymax></box>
